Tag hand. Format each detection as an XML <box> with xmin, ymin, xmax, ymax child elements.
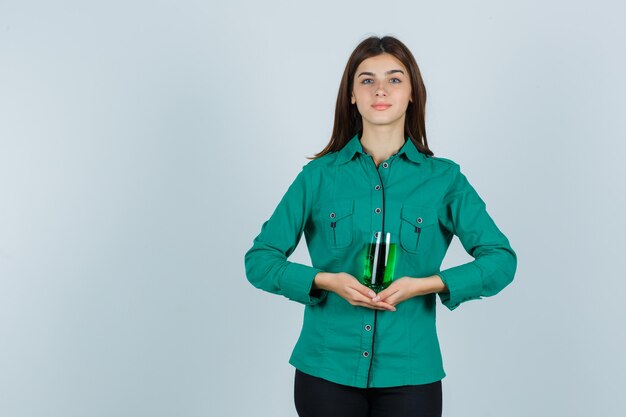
<box><xmin>372</xmin><ymin>275</ymin><xmax>446</xmax><ymax>308</ymax></box>
<box><xmin>314</xmin><ymin>272</ymin><xmax>396</xmax><ymax>311</ymax></box>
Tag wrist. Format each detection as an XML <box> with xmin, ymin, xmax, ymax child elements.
<box><xmin>409</xmin><ymin>275</ymin><xmax>446</xmax><ymax>295</ymax></box>
<box><xmin>313</xmin><ymin>272</ymin><xmax>333</xmax><ymax>291</ymax></box>
<box><xmin>427</xmin><ymin>275</ymin><xmax>447</xmax><ymax>294</ymax></box>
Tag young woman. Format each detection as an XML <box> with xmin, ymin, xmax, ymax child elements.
<box><xmin>244</xmin><ymin>35</ymin><xmax>517</xmax><ymax>417</ymax></box>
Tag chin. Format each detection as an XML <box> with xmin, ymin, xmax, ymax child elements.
<box><xmin>365</xmin><ymin>115</ymin><xmax>403</xmax><ymax>126</ymax></box>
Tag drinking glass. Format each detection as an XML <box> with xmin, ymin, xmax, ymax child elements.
<box><xmin>361</xmin><ymin>231</ymin><xmax>397</xmax><ymax>291</ymax></box>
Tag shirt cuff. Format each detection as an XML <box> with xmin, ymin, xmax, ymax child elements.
<box><xmin>279</xmin><ymin>263</ymin><xmax>327</xmax><ymax>305</ymax></box>
<box><xmin>436</xmin><ymin>263</ymin><xmax>483</xmax><ymax>311</ymax></box>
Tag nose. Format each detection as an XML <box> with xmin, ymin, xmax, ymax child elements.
<box><xmin>375</xmin><ymin>83</ymin><xmax>387</xmax><ymax>97</ymax></box>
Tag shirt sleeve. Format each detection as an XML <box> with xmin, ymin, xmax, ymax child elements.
<box><xmin>436</xmin><ymin>164</ymin><xmax>517</xmax><ymax>311</ymax></box>
<box><xmin>244</xmin><ymin>166</ymin><xmax>327</xmax><ymax>305</ymax></box>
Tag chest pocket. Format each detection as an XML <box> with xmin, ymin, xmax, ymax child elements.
<box><xmin>321</xmin><ymin>199</ymin><xmax>354</xmax><ymax>249</ymax></box>
<box><xmin>399</xmin><ymin>205</ymin><xmax>438</xmax><ymax>254</ymax></box>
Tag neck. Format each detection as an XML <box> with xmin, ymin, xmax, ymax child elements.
<box><xmin>360</xmin><ymin>123</ymin><xmax>405</xmax><ymax>166</ymax></box>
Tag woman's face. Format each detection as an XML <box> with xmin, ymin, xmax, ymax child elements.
<box><xmin>351</xmin><ymin>53</ymin><xmax>413</xmax><ymax>131</ymax></box>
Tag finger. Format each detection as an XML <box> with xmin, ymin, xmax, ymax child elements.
<box><xmin>353</xmin><ymin>302</ymin><xmax>389</xmax><ymax>310</ymax></box>
<box><xmin>351</xmin><ymin>283</ymin><xmax>377</xmax><ymax>299</ymax></box>
<box><xmin>376</xmin><ymin>301</ymin><xmax>396</xmax><ymax>311</ymax></box>
<box><xmin>374</xmin><ymin>301</ymin><xmax>397</xmax><ymax>311</ymax></box>
<box><xmin>347</xmin><ymin>289</ymin><xmax>396</xmax><ymax>311</ymax></box>
<box><xmin>383</xmin><ymin>293</ymin><xmax>401</xmax><ymax>306</ymax></box>
<box><xmin>346</xmin><ymin>287</ymin><xmax>378</xmax><ymax>305</ymax></box>
<box><xmin>367</xmin><ymin>297</ymin><xmax>396</xmax><ymax>311</ymax></box>
<box><xmin>341</xmin><ymin>275</ymin><xmax>377</xmax><ymax>298</ymax></box>
<box><xmin>373</xmin><ymin>288</ymin><xmax>398</xmax><ymax>302</ymax></box>
<box><xmin>354</xmin><ymin>301</ymin><xmax>395</xmax><ymax>311</ymax></box>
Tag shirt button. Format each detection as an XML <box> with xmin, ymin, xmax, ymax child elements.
<box><xmin>375</xmin><ymin>184</ymin><xmax>381</xmax><ymax>190</ymax></box>
<box><xmin>375</xmin><ymin>208</ymin><xmax>381</xmax><ymax>214</ymax></box>
<box><xmin>382</xmin><ymin>162</ymin><xmax>389</xmax><ymax>168</ymax></box>
<box><xmin>374</xmin><ymin>231</ymin><xmax>379</xmax><ymax>238</ymax></box>
<box><xmin>416</xmin><ymin>217</ymin><xmax>423</xmax><ymax>223</ymax></box>
<box><xmin>330</xmin><ymin>212</ymin><xmax>336</xmax><ymax>219</ymax></box>
<box><xmin>363</xmin><ymin>351</ymin><xmax>370</xmax><ymax>357</ymax></box>
<box><xmin>365</xmin><ymin>325</ymin><xmax>372</xmax><ymax>331</ymax></box>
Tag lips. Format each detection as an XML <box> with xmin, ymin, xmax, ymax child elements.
<box><xmin>372</xmin><ymin>103</ymin><xmax>392</xmax><ymax>110</ymax></box>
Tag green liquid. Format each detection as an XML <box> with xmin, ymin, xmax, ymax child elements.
<box><xmin>361</xmin><ymin>242</ymin><xmax>397</xmax><ymax>291</ymax></box>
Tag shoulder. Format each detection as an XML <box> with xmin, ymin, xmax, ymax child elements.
<box><xmin>425</xmin><ymin>154</ymin><xmax>462</xmax><ymax>176</ymax></box>
<box><xmin>429</xmin><ymin>155</ymin><xmax>458</xmax><ymax>167</ymax></box>
<box><xmin>282</xmin><ymin>152</ymin><xmax>337</xmax><ymax>188</ymax></box>
<box><xmin>301</xmin><ymin>152</ymin><xmax>339</xmax><ymax>172</ymax></box>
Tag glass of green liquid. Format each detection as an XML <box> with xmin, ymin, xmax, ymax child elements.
<box><xmin>361</xmin><ymin>231</ymin><xmax>397</xmax><ymax>291</ymax></box>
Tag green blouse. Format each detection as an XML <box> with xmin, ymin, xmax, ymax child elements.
<box><xmin>244</xmin><ymin>133</ymin><xmax>517</xmax><ymax>388</ymax></box>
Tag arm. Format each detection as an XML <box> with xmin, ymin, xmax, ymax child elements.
<box><xmin>244</xmin><ymin>167</ymin><xmax>326</xmax><ymax>305</ymax></box>
<box><xmin>435</xmin><ymin>164</ymin><xmax>518</xmax><ymax>311</ymax></box>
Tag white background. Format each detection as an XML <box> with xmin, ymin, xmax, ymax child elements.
<box><xmin>1</xmin><ymin>0</ymin><xmax>625</xmax><ymax>416</ymax></box>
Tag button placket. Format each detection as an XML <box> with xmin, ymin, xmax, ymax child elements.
<box><xmin>366</xmin><ymin>156</ymin><xmax>384</xmax><ymax>250</ymax></box>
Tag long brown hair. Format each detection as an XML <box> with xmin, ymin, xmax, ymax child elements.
<box><xmin>308</xmin><ymin>35</ymin><xmax>433</xmax><ymax>160</ymax></box>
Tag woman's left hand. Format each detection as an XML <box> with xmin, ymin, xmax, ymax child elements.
<box><xmin>372</xmin><ymin>275</ymin><xmax>447</xmax><ymax>309</ymax></box>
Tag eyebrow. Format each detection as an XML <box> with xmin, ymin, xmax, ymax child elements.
<box><xmin>357</xmin><ymin>69</ymin><xmax>405</xmax><ymax>77</ymax></box>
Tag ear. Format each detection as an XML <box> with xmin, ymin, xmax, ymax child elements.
<box><xmin>351</xmin><ymin>92</ymin><xmax>356</xmax><ymax>104</ymax></box>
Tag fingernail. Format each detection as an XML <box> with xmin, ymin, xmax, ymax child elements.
<box><xmin>372</xmin><ymin>296</ymin><xmax>380</xmax><ymax>302</ymax></box>
<box><xmin>368</xmin><ymin>291</ymin><xmax>375</xmax><ymax>298</ymax></box>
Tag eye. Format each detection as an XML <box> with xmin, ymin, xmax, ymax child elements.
<box><xmin>361</xmin><ymin>79</ymin><xmax>373</xmax><ymax>85</ymax></box>
<box><xmin>390</xmin><ymin>78</ymin><xmax>402</xmax><ymax>84</ymax></box>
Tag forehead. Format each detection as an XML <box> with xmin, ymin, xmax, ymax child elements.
<box><xmin>355</xmin><ymin>53</ymin><xmax>408</xmax><ymax>75</ymax></box>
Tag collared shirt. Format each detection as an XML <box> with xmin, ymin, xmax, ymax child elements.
<box><xmin>244</xmin><ymin>133</ymin><xmax>517</xmax><ymax>388</ymax></box>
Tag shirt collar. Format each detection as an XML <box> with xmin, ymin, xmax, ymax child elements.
<box><xmin>334</xmin><ymin>133</ymin><xmax>427</xmax><ymax>165</ymax></box>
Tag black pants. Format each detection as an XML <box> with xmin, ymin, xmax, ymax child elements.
<box><xmin>294</xmin><ymin>369</ymin><xmax>442</xmax><ymax>417</ymax></box>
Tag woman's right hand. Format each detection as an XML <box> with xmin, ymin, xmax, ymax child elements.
<box><xmin>313</xmin><ymin>272</ymin><xmax>396</xmax><ymax>311</ymax></box>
